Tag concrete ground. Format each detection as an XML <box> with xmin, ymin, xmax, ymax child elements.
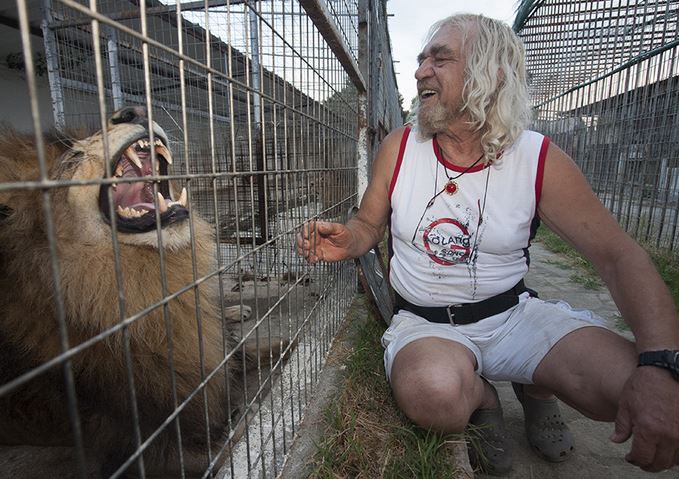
<box><xmin>280</xmin><ymin>243</ymin><xmax>679</xmax><ymax>479</ymax></box>
<box><xmin>490</xmin><ymin>243</ymin><xmax>678</xmax><ymax>479</ymax></box>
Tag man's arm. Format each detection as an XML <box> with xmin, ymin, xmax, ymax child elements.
<box><xmin>297</xmin><ymin>127</ymin><xmax>406</xmax><ymax>263</ymax></box>
<box><xmin>538</xmin><ymin>142</ymin><xmax>679</xmax><ymax>472</ymax></box>
<box><xmin>538</xmin><ymin>143</ymin><xmax>679</xmax><ymax>350</ymax></box>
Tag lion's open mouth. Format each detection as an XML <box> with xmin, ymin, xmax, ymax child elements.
<box><xmin>98</xmin><ymin>136</ymin><xmax>189</xmax><ymax>233</ymax></box>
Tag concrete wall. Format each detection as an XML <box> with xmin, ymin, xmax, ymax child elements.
<box><xmin>0</xmin><ymin>24</ymin><xmax>54</xmax><ymax>133</ymax></box>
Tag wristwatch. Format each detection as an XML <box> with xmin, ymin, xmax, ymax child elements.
<box><xmin>638</xmin><ymin>350</ymin><xmax>679</xmax><ymax>380</ymax></box>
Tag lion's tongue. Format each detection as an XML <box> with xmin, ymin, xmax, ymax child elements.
<box><xmin>114</xmin><ymin>182</ymin><xmax>154</xmax><ymax>210</ymax></box>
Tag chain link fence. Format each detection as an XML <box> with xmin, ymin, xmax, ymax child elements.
<box><xmin>515</xmin><ymin>0</ymin><xmax>679</xmax><ymax>250</ymax></box>
<box><xmin>0</xmin><ymin>0</ymin><xmax>402</xmax><ymax>477</ymax></box>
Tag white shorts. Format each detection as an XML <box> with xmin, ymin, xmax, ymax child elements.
<box><xmin>381</xmin><ymin>292</ymin><xmax>610</xmax><ymax>384</ymax></box>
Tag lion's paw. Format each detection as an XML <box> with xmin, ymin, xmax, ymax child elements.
<box><xmin>223</xmin><ymin>304</ymin><xmax>252</xmax><ymax>323</ymax></box>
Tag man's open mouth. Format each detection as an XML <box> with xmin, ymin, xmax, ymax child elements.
<box><xmin>98</xmin><ymin>136</ymin><xmax>189</xmax><ymax>233</ymax></box>
<box><xmin>419</xmin><ymin>89</ymin><xmax>437</xmax><ymax>100</ymax></box>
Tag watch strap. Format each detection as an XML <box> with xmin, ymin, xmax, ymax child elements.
<box><xmin>638</xmin><ymin>350</ymin><xmax>679</xmax><ymax>380</ymax></box>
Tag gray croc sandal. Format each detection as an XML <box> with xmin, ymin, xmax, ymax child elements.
<box><xmin>512</xmin><ymin>382</ymin><xmax>574</xmax><ymax>462</ymax></box>
<box><xmin>467</xmin><ymin>406</ymin><xmax>513</xmax><ymax>475</ymax></box>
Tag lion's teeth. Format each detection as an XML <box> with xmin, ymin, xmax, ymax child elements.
<box><xmin>125</xmin><ymin>146</ymin><xmax>143</xmax><ymax>170</ymax></box>
<box><xmin>157</xmin><ymin>192</ymin><xmax>168</xmax><ymax>213</ymax></box>
<box><xmin>116</xmin><ymin>205</ymin><xmax>148</xmax><ymax>219</ymax></box>
<box><xmin>178</xmin><ymin>187</ymin><xmax>187</xmax><ymax>207</ymax></box>
<box><xmin>155</xmin><ymin>144</ymin><xmax>173</xmax><ymax>165</ymax></box>
<box><xmin>114</xmin><ymin>163</ymin><xmax>124</xmax><ymax>177</ymax></box>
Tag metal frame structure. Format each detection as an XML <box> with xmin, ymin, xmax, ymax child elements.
<box><xmin>0</xmin><ymin>0</ymin><xmax>402</xmax><ymax>477</ymax></box>
<box><xmin>516</xmin><ymin>0</ymin><xmax>679</xmax><ymax>250</ymax></box>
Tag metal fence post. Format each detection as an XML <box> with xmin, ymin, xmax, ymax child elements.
<box><xmin>40</xmin><ymin>0</ymin><xmax>65</xmax><ymax>131</ymax></box>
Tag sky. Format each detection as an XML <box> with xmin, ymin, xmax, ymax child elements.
<box><xmin>387</xmin><ymin>0</ymin><xmax>519</xmax><ymax>108</ymax></box>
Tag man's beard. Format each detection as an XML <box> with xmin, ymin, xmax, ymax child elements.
<box><xmin>416</xmin><ymin>100</ymin><xmax>463</xmax><ymax>139</ymax></box>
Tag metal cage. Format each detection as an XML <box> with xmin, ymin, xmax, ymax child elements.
<box><xmin>0</xmin><ymin>0</ymin><xmax>402</xmax><ymax>477</ymax></box>
<box><xmin>516</xmin><ymin>0</ymin><xmax>679</xmax><ymax>250</ymax></box>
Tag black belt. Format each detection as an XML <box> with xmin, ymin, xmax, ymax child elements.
<box><xmin>394</xmin><ymin>280</ymin><xmax>532</xmax><ymax>325</ymax></box>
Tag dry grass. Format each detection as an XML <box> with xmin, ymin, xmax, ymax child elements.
<box><xmin>308</xmin><ymin>295</ymin><xmax>469</xmax><ymax>479</ymax></box>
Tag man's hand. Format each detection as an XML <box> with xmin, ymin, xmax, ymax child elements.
<box><xmin>296</xmin><ymin>220</ymin><xmax>353</xmax><ymax>264</ymax></box>
<box><xmin>610</xmin><ymin>366</ymin><xmax>679</xmax><ymax>472</ymax></box>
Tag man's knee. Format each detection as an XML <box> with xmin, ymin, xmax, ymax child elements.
<box><xmin>391</xmin><ymin>371</ymin><xmax>475</xmax><ymax>433</ymax></box>
<box><xmin>533</xmin><ymin>327</ymin><xmax>636</xmax><ymax>421</ymax></box>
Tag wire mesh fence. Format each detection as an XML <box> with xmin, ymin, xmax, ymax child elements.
<box><xmin>0</xmin><ymin>0</ymin><xmax>402</xmax><ymax>477</ymax></box>
<box><xmin>515</xmin><ymin>0</ymin><xmax>679</xmax><ymax>250</ymax></box>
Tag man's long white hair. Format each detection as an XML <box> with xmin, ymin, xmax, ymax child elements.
<box><xmin>415</xmin><ymin>14</ymin><xmax>532</xmax><ymax>162</ymax></box>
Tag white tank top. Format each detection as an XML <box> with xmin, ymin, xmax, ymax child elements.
<box><xmin>388</xmin><ymin>127</ymin><xmax>549</xmax><ymax>306</ymax></box>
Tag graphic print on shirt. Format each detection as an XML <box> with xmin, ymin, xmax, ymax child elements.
<box><xmin>412</xmin><ymin>196</ymin><xmax>484</xmax><ymax>267</ymax></box>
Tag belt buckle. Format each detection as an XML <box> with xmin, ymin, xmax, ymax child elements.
<box><xmin>446</xmin><ymin>303</ymin><xmax>464</xmax><ymax>325</ymax></box>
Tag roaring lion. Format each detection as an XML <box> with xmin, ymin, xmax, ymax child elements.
<box><xmin>0</xmin><ymin>107</ymin><xmax>276</xmax><ymax>477</ymax></box>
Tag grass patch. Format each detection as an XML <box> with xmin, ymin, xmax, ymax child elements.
<box><xmin>645</xmin><ymin>246</ymin><xmax>679</xmax><ymax>309</ymax></box>
<box><xmin>534</xmin><ymin>226</ymin><xmax>601</xmax><ymax>289</ymax></box>
<box><xmin>308</xmin><ymin>295</ymin><xmax>469</xmax><ymax>478</ymax></box>
<box><xmin>613</xmin><ymin>314</ymin><xmax>631</xmax><ymax>332</ymax></box>
<box><xmin>535</xmin><ymin>225</ymin><xmax>679</xmax><ymax>308</ymax></box>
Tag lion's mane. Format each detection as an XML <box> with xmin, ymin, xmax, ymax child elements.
<box><xmin>0</xmin><ymin>125</ymin><xmax>241</xmax><ymax>475</ymax></box>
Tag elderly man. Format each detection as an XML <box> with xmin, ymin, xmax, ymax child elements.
<box><xmin>297</xmin><ymin>13</ymin><xmax>679</xmax><ymax>475</ymax></box>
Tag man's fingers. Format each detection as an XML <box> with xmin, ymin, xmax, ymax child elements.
<box><xmin>610</xmin><ymin>404</ymin><xmax>632</xmax><ymax>444</ymax></box>
<box><xmin>297</xmin><ymin>242</ymin><xmax>320</xmax><ymax>263</ymax></box>
<box><xmin>649</xmin><ymin>446</ymin><xmax>676</xmax><ymax>472</ymax></box>
<box><xmin>626</xmin><ymin>433</ymin><xmax>657</xmax><ymax>471</ymax></box>
<box><xmin>295</xmin><ymin>227</ymin><xmax>321</xmax><ymax>263</ymax></box>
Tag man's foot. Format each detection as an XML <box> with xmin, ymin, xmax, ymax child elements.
<box><xmin>467</xmin><ymin>382</ymin><xmax>512</xmax><ymax>475</ymax></box>
<box><xmin>512</xmin><ymin>382</ymin><xmax>575</xmax><ymax>462</ymax></box>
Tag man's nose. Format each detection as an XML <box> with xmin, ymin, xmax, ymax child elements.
<box><xmin>415</xmin><ymin>59</ymin><xmax>433</xmax><ymax>81</ymax></box>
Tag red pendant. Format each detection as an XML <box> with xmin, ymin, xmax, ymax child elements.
<box><xmin>445</xmin><ymin>180</ymin><xmax>458</xmax><ymax>195</ymax></box>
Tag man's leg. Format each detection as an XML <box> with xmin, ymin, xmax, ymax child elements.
<box><xmin>389</xmin><ymin>336</ymin><xmax>514</xmax><ymax>474</ymax></box>
<box><xmin>532</xmin><ymin>326</ymin><xmax>636</xmax><ymax>420</ymax></box>
<box><xmin>390</xmin><ymin>336</ymin><xmax>495</xmax><ymax>432</ymax></box>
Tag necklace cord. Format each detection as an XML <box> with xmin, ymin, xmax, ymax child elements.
<box><xmin>443</xmin><ymin>153</ymin><xmax>485</xmax><ymax>181</ymax></box>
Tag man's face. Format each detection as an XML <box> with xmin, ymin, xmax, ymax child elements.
<box><xmin>415</xmin><ymin>25</ymin><xmax>467</xmax><ymax>137</ymax></box>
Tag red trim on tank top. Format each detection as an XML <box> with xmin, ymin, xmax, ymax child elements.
<box><xmin>389</xmin><ymin>127</ymin><xmax>411</xmax><ymax>201</ymax></box>
<box><xmin>535</xmin><ymin>136</ymin><xmax>550</xmax><ymax>207</ymax></box>
<box><xmin>432</xmin><ymin>135</ymin><xmax>489</xmax><ymax>173</ymax></box>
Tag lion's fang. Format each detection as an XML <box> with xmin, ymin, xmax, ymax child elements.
<box><xmin>157</xmin><ymin>192</ymin><xmax>169</xmax><ymax>214</ymax></box>
<box><xmin>166</xmin><ymin>187</ymin><xmax>188</xmax><ymax>209</ymax></box>
<box><xmin>155</xmin><ymin>144</ymin><xmax>173</xmax><ymax>165</ymax></box>
<box><xmin>125</xmin><ymin>146</ymin><xmax>143</xmax><ymax>169</ymax></box>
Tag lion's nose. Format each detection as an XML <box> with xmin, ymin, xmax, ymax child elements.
<box><xmin>110</xmin><ymin>106</ymin><xmax>147</xmax><ymax>125</ymax></box>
